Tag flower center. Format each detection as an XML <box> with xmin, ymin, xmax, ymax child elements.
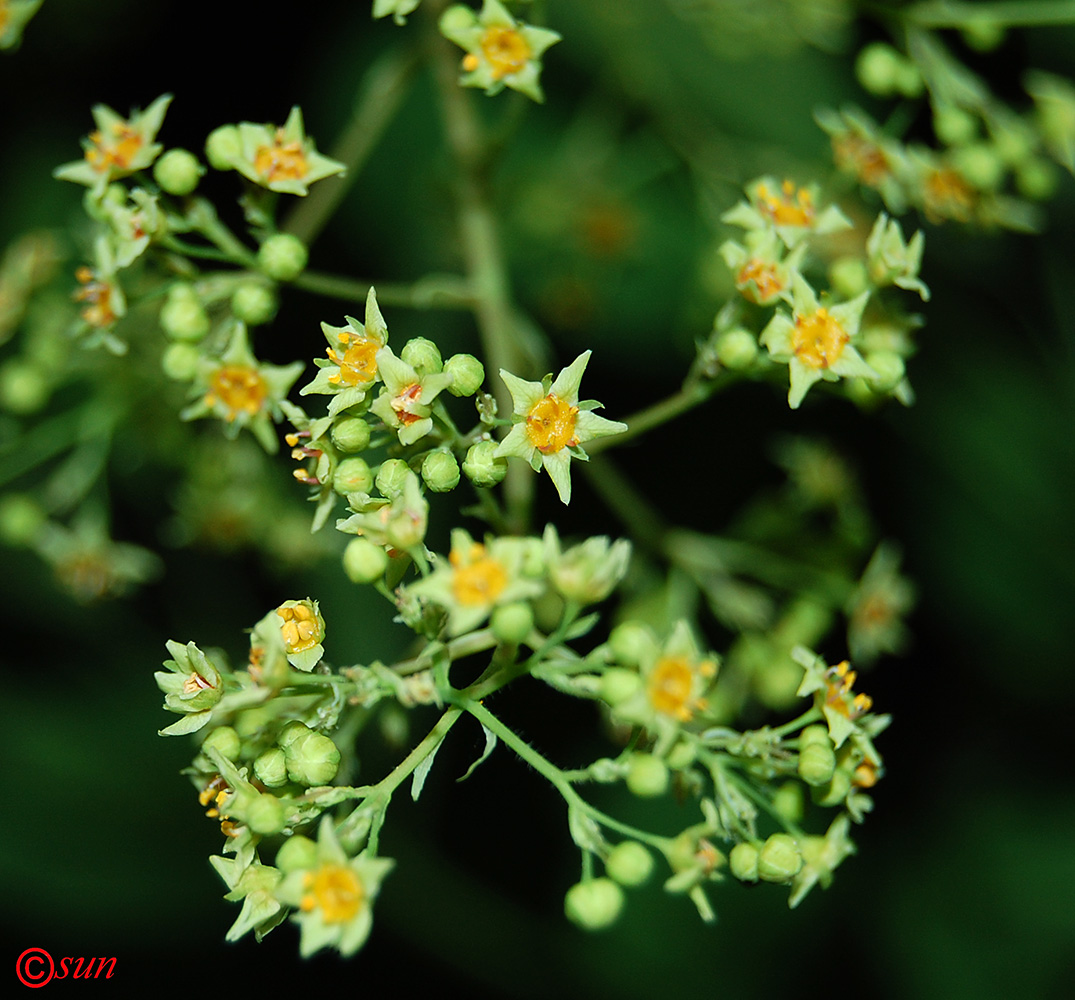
<box><xmin>390</xmin><ymin>382</ymin><xmax>424</xmax><ymax>425</ymax></box>
<box><xmin>526</xmin><ymin>393</ymin><xmax>579</xmax><ymax>454</ymax></box>
<box><xmin>824</xmin><ymin>661</ymin><xmax>873</xmax><ymax>718</ymax></box>
<box><xmin>833</xmin><ymin>134</ymin><xmax>889</xmax><ymax>186</ymax></box>
<box><xmin>924</xmin><ymin>168</ymin><xmax>975</xmax><ymax>222</ymax></box>
<box><xmin>277</xmin><ymin>603</ymin><xmax>321</xmax><ymax>653</ymax></box>
<box><xmin>450</xmin><ymin>547</ymin><xmax>509</xmax><ymax>607</ymax></box>
<box><xmin>757</xmin><ymin>180</ymin><xmax>814</xmax><ymax>228</ymax></box>
<box><xmin>792</xmin><ymin>308</ymin><xmax>848</xmax><ymax>370</ymax></box>
<box><xmin>736</xmin><ymin>259</ymin><xmax>784</xmax><ymax>304</ymax></box>
<box><xmin>647</xmin><ymin>656</ymin><xmax>696</xmax><ymax>720</ymax></box>
<box><xmin>327</xmin><ymin>334</ymin><xmax>379</xmax><ymax>387</ymax></box>
<box><xmin>73</xmin><ymin>266</ymin><xmax>118</xmax><ymax>328</ymax></box>
<box><xmin>301</xmin><ymin>864</ymin><xmax>364</xmax><ymax>924</ymax></box>
<box><xmin>84</xmin><ymin>124</ymin><xmax>143</xmax><ymax>173</ymax></box>
<box><xmin>480</xmin><ymin>26</ymin><xmax>531</xmax><ymax>80</ymax></box>
<box><xmin>205</xmin><ymin>365</ymin><xmax>268</xmax><ymax>420</ymax></box>
<box><xmin>254</xmin><ymin>130</ymin><xmax>309</xmax><ymax>183</ymax></box>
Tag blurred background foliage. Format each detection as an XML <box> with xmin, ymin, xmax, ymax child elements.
<box><xmin>2</xmin><ymin>0</ymin><xmax>1074</xmax><ymax>996</ymax></box>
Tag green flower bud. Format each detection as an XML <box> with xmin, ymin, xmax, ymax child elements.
<box><xmin>666</xmin><ymin>740</ymin><xmax>696</xmax><ymax>771</ymax></box>
<box><xmin>771</xmin><ymin>781</ymin><xmax>804</xmax><ymax>824</ymax></box>
<box><xmin>608</xmin><ymin>621</ymin><xmax>652</xmax><ymax>668</ymax></box>
<box><xmin>491</xmin><ymin>602</ymin><xmax>534</xmax><ymax>645</ymax></box>
<box><xmin>331</xmin><ymin>416</ymin><xmax>371</xmax><ymax>453</ymax></box>
<box><xmin>0</xmin><ymin>360</ymin><xmax>48</xmax><ymax>414</ymax></box>
<box><xmin>961</xmin><ymin>18</ymin><xmax>1006</xmax><ymax>52</ymax></box>
<box><xmin>385</xmin><ymin>507</ymin><xmax>425</xmax><ymax>551</ymax></box>
<box><xmin>254</xmin><ymin>747</ymin><xmax>289</xmax><ymax>787</ymax></box>
<box><xmin>231</xmin><ymin>282</ymin><xmax>278</xmax><ymax>326</ymax></box>
<box><xmin>160</xmin><ymin>296</ymin><xmax>210</xmax><ymax>342</ymax></box>
<box><xmin>828</xmin><ymin>257</ymin><xmax>869</xmax><ymax>299</ymax></box>
<box><xmin>864</xmin><ymin>350</ymin><xmax>905</xmax><ymax>393</ymax></box>
<box><xmin>951</xmin><ymin>143</ymin><xmax>1005</xmax><ymax>191</ymax></box>
<box><xmin>811</xmin><ymin>766</ymin><xmax>853</xmax><ymax>807</ymax></box>
<box><xmin>333</xmin><ymin>456</ymin><xmax>374</xmax><ymax>496</ymax></box>
<box><xmin>729</xmin><ymin>842</ymin><xmax>759</xmax><ymax>882</ymax></box>
<box><xmin>1016</xmin><ymin>158</ymin><xmax>1058</xmax><ymax>200</ymax></box>
<box><xmin>246</xmin><ymin>792</ymin><xmax>288</xmax><ymax>835</ymax></box>
<box><xmin>153</xmin><ymin>148</ymin><xmax>204</xmax><ymax>196</ymax></box>
<box><xmin>605</xmin><ymin>841</ymin><xmax>654</xmax><ymax>887</ymax></box>
<box><xmin>0</xmin><ymin>493</ymin><xmax>45</xmax><ymax>546</ymax></box>
<box><xmin>400</xmin><ymin>337</ymin><xmax>443</xmax><ymax>376</ymax></box>
<box><xmin>798</xmin><ymin>743</ymin><xmax>837</xmax><ymax>787</ymax></box>
<box><xmin>757</xmin><ymin>833</ymin><xmax>803</xmax><ymax>883</ymax></box>
<box><xmin>277</xmin><ymin>720</ymin><xmax>313</xmax><ymax>750</ymax></box>
<box><xmin>257</xmin><ymin>233</ymin><xmax>308</xmax><ymax>282</ymax></box>
<box><xmin>934</xmin><ymin>107</ymin><xmax>978</xmax><ymax>146</ymax></box>
<box><xmin>205</xmin><ymin>124</ymin><xmax>241</xmax><ymax>170</ymax></box>
<box><xmin>376</xmin><ymin>458</ymin><xmax>411</xmax><ymax>498</ymax></box>
<box><xmin>161</xmin><ymin>342</ymin><xmax>201</xmax><ymax>381</ymax></box>
<box><xmin>275</xmin><ymin>834</ymin><xmax>318</xmax><ymax>873</ymax></box>
<box><xmin>201</xmin><ymin>725</ymin><xmax>241</xmax><ymax>762</ymax></box>
<box><xmin>444</xmin><ymin>353</ymin><xmax>485</xmax><ymax>396</ymax></box>
<box><xmin>800</xmin><ymin>724</ymin><xmax>831</xmax><ymax>749</ymax></box>
<box><xmin>894</xmin><ymin>61</ymin><xmax>924</xmax><ymax>99</ymax></box>
<box><xmin>421</xmin><ymin>450</ymin><xmax>460</xmax><ymax>493</ymax></box>
<box><xmin>564</xmin><ymin>878</ymin><xmax>624</xmax><ymax>930</ymax></box>
<box><xmin>626</xmin><ymin>753</ymin><xmax>669</xmax><ymax>798</ymax></box>
<box><xmin>855</xmin><ymin>42</ymin><xmax>904</xmax><ymax>97</ymax></box>
<box><xmin>713</xmin><ymin>328</ymin><xmax>758</xmax><ymax>370</ymax></box>
<box><xmin>343</xmin><ymin>537</ymin><xmax>389</xmax><ymax>584</ymax></box>
<box><xmin>462</xmin><ymin>440</ymin><xmax>507</xmax><ymax>488</ymax></box>
<box><xmin>439</xmin><ymin>4</ymin><xmax>474</xmax><ymax>36</ymax></box>
<box><xmin>284</xmin><ymin>730</ymin><xmax>340</xmax><ymax>786</ymax></box>
<box><xmin>599</xmin><ymin>666</ymin><xmax>642</xmax><ymax>706</ymax></box>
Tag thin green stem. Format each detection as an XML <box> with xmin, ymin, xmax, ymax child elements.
<box><xmin>291</xmin><ymin>269</ymin><xmax>474</xmax><ymax>309</ymax></box>
<box><xmin>586</xmin><ymin>380</ymin><xmax>715</xmax><ymax>456</ymax></box>
<box><xmin>903</xmin><ymin>0</ymin><xmax>1075</xmax><ymax>27</ymax></box>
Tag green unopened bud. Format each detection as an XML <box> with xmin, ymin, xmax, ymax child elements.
<box><xmin>799</xmin><ymin>743</ymin><xmax>837</xmax><ymax>787</ymax></box>
<box><xmin>599</xmin><ymin>666</ymin><xmax>641</xmax><ymax>706</ymax></box>
<box><xmin>771</xmin><ymin>781</ymin><xmax>804</xmax><ymax>824</ymax></box>
<box><xmin>205</xmin><ymin>124</ymin><xmax>241</xmax><ymax>170</ymax></box>
<box><xmin>865</xmin><ymin>350</ymin><xmax>905</xmax><ymax>393</ymax></box>
<box><xmin>828</xmin><ymin>257</ymin><xmax>869</xmax><ymax>299</ymax></box>
<box><xmin>334</xmin><ymin>456</ymin><xmax>374</xmax><ymax>496</ymax></box>
<box><xmin>439</xmin><ymin>4</ymin><xmax>474</xmax><ymax>36</ymax></box>
<box><xmin>0</xmin><ymin>360</ymin><xmax>48</xmax><ymax>414</ymax></box>
<box><xmin>757</xmin><ymin>833</ymin><xmax>803</xmax><ymax>883</ymax></box>
<box><xmin>257</xmin><ymin>233</ymin><xmax>308</xmax><ymax>282</ymax></box>
<box><xmin>254</xmin><ymin>747</ymin><xmax>289</xmax><ymax>787</ymax></box>
<box><xmin>284</xmin><ymin>730</ymin><xmax>340</xmax><ymax>786</ymax></box>
<box><xmin>564</xmin><ymin>878</ymin><xmax>624</xmax><ymax>930</ymax></box>
<box><xmin>855</xmin><ymin>42</ymin><xmax>903</xmax><ymax>97</ymax></box>
<box><xmin>231</xmin><ymin>282</ymin><xmax>278</xmax><ymax>326</ymax></box>
<box><xmin>729</xmin><ymin>841</ymin><xmax>759</xmax><ymax>882</ymax></box>
<box><xmin>1016</xmin><ymin>158</ymin><xmax>1058</xmax><ymax>200</ymax></box>
<box><xmin>444</xmin><ymin>353</ymin><xmax>485</xmax><ymax>396</ymax></box>
<box><xmin>385</xmin><ymin>507</ymin><xmax>425</xmax><ymax>551</ymax></box>
<box><xmin>153</xmin><ymin>148</ymin><xmax>204</xmax><ymax>196</ymax></box>
<box><xmin>160</xmin><ymin>296</ymin><xmax>210</xmax><ymax>342</ymax></box>
<box><xmin>277</xmin><ymin>720</ymin><xmax>313</xmax><ymax>750</ymax></box>
<box><xmin>606</xmin><ymin>841</ymin><xmax>654</xmax><ymax>887</ymax></box>
<box><xmin>246</xmin><ymin>792</ymin><xmax>288</xmax><ymax>835</ymax></box>
<box><xmin>421</xmin><ymin>450</ymin><xmax>460</xmax><ymax>493</ymax></box>
<box><xmin>343</xmin><ymin>537</ymin><xmax>389</xmax><ymax>584</ymax></box>
<box><xmin>811</xmin><ymin>766</ymin><xmax>853</xmax><ymax>807</ymax></box>
<box><xmin>275</xmin><ymin>834</ymin><xmax>318</xmax><ymax>873</ymax></box>
<box><xmin>0</xmin><ymin>493</ymin><xmax>45</xmax><ymax>546</ymax></box>
<box><xmin>400</xmin><ymin>337</ymin><xmax>442</xmax><ymax>376</ymax></box>
<box><xmin>161</xmin><ymin>342</ymin><xmax>200</xmax><ymax>381</ymax></box>
<box><xmin>375</xmin><ymin>458</ymin><xmax>411</xmax><ymax>498</ymax></box>
<box><xmin>951</xmin><ymin>143</ymin><xmax>1004</xmax><ymax>191</ymax></box>
<box><xmin>626</xmin><ymin>753</ymin><xmax>669</xmax><ymax>798</ymax></box>
<box><xmin>331</xmin><ymin>416</ymin><xmax>371</xmax><ymax>453</ymax></box>
<box><xmin>800</xmin><ymin>724</ymin><xmax>831</xmax><ymax>749</ymax></box>
<box><xmin>462</xmin><ymin>440</ymin><xmax>507</xmax><ymax>487</ymax></box>
<box><xmin>491</xmin><ymin>602</ymin><xmax>534</xmax><ymax>645</ymax></box>
<box><xmin>934</xmin><ymin>107</ymin><xmax>978</xmax><ymax>146</ymax></box>
<box><xmin>713</xmin><ymin>328</ymin><xmax>758</xmax><ymax>370</ymax></box>
<box><xmin>608</xmin><ymin>621</ymin><xmax>652</xmax><ymax>668</ymax></box>
<box><xmin>894</xmin><ymin>61</ymin><xmax>923</xmax><ymax>99</ymax></box>
<box><xmin>961</xmin><ymin>18</ymin><xmax>1005</xmax><ymax>52</ymax></box>
<box><xmin>201</xmin><ymin>726</ymin><xmax>241</xmax><ymax>762</ymax></box>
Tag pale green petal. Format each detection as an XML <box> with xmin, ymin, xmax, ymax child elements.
<box><xmin>543</xmin><ymin>449</ymin><xmax>573</xmax><ymax>505</ymax></box>
<box><xmin>549</xmin><ymin>350</ymin><xmax>591</xmax><ymax>402</ymax></box>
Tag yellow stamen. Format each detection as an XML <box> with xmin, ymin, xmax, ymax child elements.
<box><xmin>327</xmin><ymin>333</ymin><xmax>380</xmax><ymax>387</ymax></box>
<box><xmin>792</xmin><ymin>307</ymin><xmax>848</xmax><ymax>370</ymax></box>
<box><xmin>254</xmin><ymin>129</ymin><xmax>309</xmax><ymax>183</ymax></box>
<box><xmin>924</xmin><ymin>168</ymin><xmax>975</xmax><ymax>222</ymax></box>
<box><xmin>736</xmin><ymin>259</ymin><xmax>784</xmax><ymax>304</ymax></box>
<box><xmin>204</xmin><ymin>365</ymin><xmax>268</xmax><ymax>421</ymax></box>
<box><xmin>757</xmin><ymin>180</ymin><xmax>815</xmax><ymax>228</ymax></box>
<box><xmin>301</xmin><ymin>864</ymin><xmax>364</xmax><ymax>923</ymax></box>
<box><xmin>390</xmin><ymin>382</ymin><xmax>424</xmax><ymax>426</ymax></box>
<box><xmin>525</xmin><ymin>393</ymin><xmax>579</xmax><ymax>454</ymax></box>
<box><xmin>647</xmin><ymin>655</ymin><xmax>696</xmax><ymax>721</ymax></box>
<box><xmin>277</xmin><ymin>603</ymin><xmax>321</xmax><ymax>653</ymax></box>
<box><xmin>84</xmin><ymin>123</ymin><xmax>144</xmax><ymax>173</ymax></box>
<box><xmin>73</xmin><ymin>266</ymin><xmax>118</xmax><ymax>328</ymax></box>
<box><xmin>833</xmin><ymin>134</ymin><xmax>890</xmax><ymax>186</ymax></box>
<box><xmin>479</xmin><ymin>26</ymin><xmax>531</xmax><ymax>80</ymax></box>
<box><xmin>451</xmin><ymin>546</ymin><xmax>508</xmax><ymax>607</ymax></box>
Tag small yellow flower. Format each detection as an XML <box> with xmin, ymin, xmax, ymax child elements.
<box><xmin>275</xmin><ymin>599</ymin><xmax>326</xmax><ymax>671</ymax></box>
<box><xmin>722</xmin><ymin>175</ymin><xmax>851</xmax><ymax>248</ymax></box>
<box><xmin>300</xmin><ymin>864</ymin><xmax>364</xmax><ymax>923</ymax></box>
<box><xmin>204</xmin><ymin>365</ymin><xmax>268</xmax><ymax>421</ymax></box>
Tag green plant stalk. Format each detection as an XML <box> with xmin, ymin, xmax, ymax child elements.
<box><xmin>290</xmin><ymin>269</ymin><xmax>475</xmax><ymax>309</ymax></box>
<box><xmin>904</xmin><ymin>0</ymin><xmax>1075</xmax><ymax>27</ymax></box>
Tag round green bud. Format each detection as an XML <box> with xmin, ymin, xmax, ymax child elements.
<box><xmin>729</xmin><ymin>842</ymin><xmax>760</xmax><ymax>883</ymax></box>
<box><xmin>160</xmin><ymin>296</ymin><xmax>210</xmax><ymax>342</ymax></box>
<box><xmin>153</xmin><ymin>148</ymin><xmax>204</xmax><ymax>196</ymax></box>
<box><xmin>343</xmin><ymin>537</ymin><xmax>389</xmax><ymax>584</ymax></box>
<box><xmin>462</xmin><ymin>440</ymin><xmax>507</xmax><ymax>488</ymax></box>
<box><xmin>253</xmin><ymin>747</ymin><xmax>289</xmax><ymax>787</ymax></box>
<box><xmin>333</xmin><ymin>456</ymin><xmax>374</xmax><ymax>496</ymax></box>
<box><xmin>564</xmin><ymin>878</ymin><xmax>624</xmax><ymax>931</ymax></box>
<box><xmin>855</xmin><ymin>42</ymin><xmax>904</xmax><ymax>97</ymax></box>
<box><xmin>951</xmin><ymin>143</ymin><xmax>1005</xmax><ymax>191</ymax></box>
<box><xmin>798</xmin><ymin>743</ymin><xmax>837</xmax><ymax>786</ymax></box>
<box><xmin>421</xmin><ymin>451</ymin><xmax>460</xmax><ymax>493</ymax></box>
<box><xmin>284</xmin><ymin>731</ymin><xmax>340</xmax><ymax>786</ymax></box>
<box><xmin>961</xmin><ymin>18</ymin><xmax>1006</xmax><ymax>52</ymax></box>
<box><xmin>231</xmin><ymin>282</ymin><xmax>278</xmax><ymax>326</ymax></box>
<box><xmin>864</xmin><ymin>350</ymin><xmax>905</xmax><ymax>393</ymax></box>
<box><xmin>666</xmin><ymin>740</ymin><xmax>697</xmax><ymax>771</ymax></box>
<box><xmin>894</xmin><ymin>61</ymin><xmax>924</xmax><ymax>99</ymax></box>
<box><xmin>439</xmin><ymin>5</ymin><xmax>474</xmax><ymax>36</ymax></box>
<box><xmin>491</xmin><ymin>602</ymin><xmax>534</xmax><ymax>645</ymax></box>
<box><xmin>800</xmin><ymin>724</ymin><xmax>832</xmax><ymax>750</ymax></box>
<box><xmin>757</xmin><ymin>833</ymin><xmax>803</xmax><ymax>883</ymax></box>
<box><xmin>599</xmin><ymin>667</ymin><xmax>642</xmax><ymax>707</ymax></box>
<box><xmin>828</xmin><ymin>257</ymin><xmax>869</xmax><ymax>300</ymax></box>
<box><xmin>275</xmin><ymin>834</ymin><xmax>318</xmax><ymax>873</ymax></box>
<box><xmin>770</xmin><ymin>781</ymin><xmax>804</xmax><ymax>824</ymax></box>
<box><xmin>205</xmin><ymin>124</ymin><xmax>241</xmax><ymax>170</ymax></box>
<box><xmin>257</xmin><ymin>233</ymin><xmax>308</xmax><ymax>282</ymax></box>
<box><xmin>605</xmin><ymin>841</ymin><xmax>654</xmax><ymax>887</ymax></box>
<box><xmin>375</xmin><ymin>458</ymin><xmax>411</xmax><ymax>499</ymax></box>
<box><xmin>277</xmin><ymin>720</ymin><xmax>313</xmax><ymax>750</ymax></box>
<box><xmin>608</xmin><ymin>621</ymin><xmax>652</xmax><ymax>668</ymax></box>
<box><xmin>0</xmin><ymin>360</ymin><xmax>48</xmax><ymax>414</ymax></box>
<box><xmin>444</xmin><ymin>353</ymin><xmax>485</xmax><ymax>396</ymax></box>
<box><xmin>331</xmin><ymin>416</ymin><xmax>371</xmax><ymax>453</ymax></box>
<box><xmin>400</xmin><ymin>337</ymin><xmax>443</xmax><ymax>376</ymax></box>
<box><xmin>811</xmin><ymin>766</ymin><xmax>853</xmax><ymax>808</ymax></box>
<box><xmin>161</xmin><ymin>343</ymin><xmax>201</xmax><ymax>381</ymax></box>
<box><xmin>1016</xmin><ymin>158</ymin><xmax>1058</xmax><ymax>201</ymax></box>
<box><xmin>626</xmin><ymin>753</ymin><xmax>669</xmax><ymax>798</ymax></box>
<box><xmin>385</xmin><ymin>509</ymin><xmax>425</xmax><ymax>551</ymax></box>
<box><xmin>245</xmin><ymin>792</ymin><xmax>288</xmax><ymax>835</ymax></box>
<box><xmin>713</xmin><ymin>328</ymin><xmax>758</xmax><ymax>371</ymax></box>
<box><xmin>0</xmin><ymin>493</ymin><xmax>45</xmax><ymax>546</ymax></box>
<box><xmin>934</xmin><ymin>107</ymin><xmax>978</xmax><ymax>147</ymax></box>
<box><xmin>201</xmin><ymin>725</ymin><xmax>241</xmax><ymax>762</ymax></box>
